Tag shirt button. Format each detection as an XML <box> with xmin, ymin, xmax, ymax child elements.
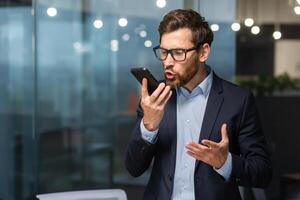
<box><xmin>186</xmin><ymin>119</ymin><xmax>190</xmax><ymax>123</ymax></box>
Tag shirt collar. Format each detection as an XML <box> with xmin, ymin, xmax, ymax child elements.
<box><xmin>177</xmin><ymin>65</ymin><xmax>213</xmax><ymax>99</ymax></box>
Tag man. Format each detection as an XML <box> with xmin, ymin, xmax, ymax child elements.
<box><xmin>125</xmin><ymin>9</ymin><xmax>272</xmax><ymax>200</ymax></box>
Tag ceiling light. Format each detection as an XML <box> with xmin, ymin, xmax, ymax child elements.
<box><xmin>156</xmin><ymin>0</ymin><xmax>166</xmax><ymax>8</ymax></box>
<box><xmin>110</xmin><ymin>40</ymin><xmax>119</xmax><ymax>52</ymax></box>
<box><xmin>144</xmin><ymin>40</ymin><xmax>152</xmax><ymax>48</ymax></box>
<box><xmin>118</xmin><ymin>18</ymin><xmax>128</xmax><ymax>27</ymax></box>
<box><xmin>122</xmin><ymin>34</ymin><xmax>130</xmax><ymax>41</ymax></box>
<box><xmin>294</xmin><ymin>6</ymin><xmax>300</xmax><ymax>15</ymax></box>
<box><xmin>251</xmin><ymin>26</ymin><xmax>260</xmax><ymax>34</ymax></box>
<box><xmin>139</xmin><ymin>30</ymin><xmax>147</xmax><ymax>38</ymax></box>
<box><xmin>93</xmin><ymin>20</ymin><xmax>103</xmax><ymax>29</ymax></box>
<box><xmin>273</xmin><ymin>31</ymin><xmax>282</xmax><ymax>40</ymax></box>
<box><xmin>244</xmin><ymin>18</ymin><xmax>254</xmax><ymax>27</ymax></box>
<box><xmin>47</xmin><ymin>7</ymin><xmax>57</xmax><ymax>17</ymax></box>
<box><xmin>231</xmin><ymin>23</ymin><xmax>241</xmax><ymax>31</ymax></box>
<box><xmin>210</xmin><ymin>24</ymin><xmax>219</xmax><ymax>32</ymax></box>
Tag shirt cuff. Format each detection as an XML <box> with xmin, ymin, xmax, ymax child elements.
<box><xmin>214</xmin><ymin>153</ymin><xmax>232</xmax><ymax>181</ymax></box>
<box><xmin>140</xmin><ymin>118</ymin><xmax>158</xmax><ymax>144</ymax></box>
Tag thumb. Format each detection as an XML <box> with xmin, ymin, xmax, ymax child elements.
<box><xmin>221</xmin><ymin>123</ymin><xmax>228</xmax><ymax>143</ymax></box>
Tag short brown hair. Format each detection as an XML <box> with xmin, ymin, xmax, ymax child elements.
<box><xmin>158</xmin><ymin>9</ymin><xmax>213</xmax><ymax>46</ymax></box>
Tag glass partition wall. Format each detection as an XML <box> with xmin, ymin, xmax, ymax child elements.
<box><xmin>0</xmin><ymin>3</ymin><xmax>35</xmax><ymax>200</ymax></box>
<box><xmin>0</xmin><ymin>0</ymin><xmax>235</xmax><ymax>199</ymax></box>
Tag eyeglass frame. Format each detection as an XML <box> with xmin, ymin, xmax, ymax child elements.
<box><xmin>152</xmin><ymin>42</ymin><xmax>203</xmax><ymax>62</ymax></box>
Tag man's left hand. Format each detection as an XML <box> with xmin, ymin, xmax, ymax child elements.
<box><xmin>185</xmin><ymin>123</ymin><xmax>229</xmax><ymax>169</ymax></box>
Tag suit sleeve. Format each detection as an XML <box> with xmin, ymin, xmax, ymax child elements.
<box><xmin>125</xmin><ymin>104</ymin><xmax>158</xmax><ymax>177</ymax></box>
<box><xmin>230</xmin><ymin>91</ymin><xmax>272</xmax><ymax>188</ymax></box>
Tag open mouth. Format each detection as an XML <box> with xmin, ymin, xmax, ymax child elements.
<box><xmin>165</xmin><ymin>71</ymin><xmax>176</xmax><ymax>80</ymax></box>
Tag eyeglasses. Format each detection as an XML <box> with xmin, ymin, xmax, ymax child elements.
<box><xmin>153</xmin><ymin>44</ymin><xmax>201</xmax><ymax>62</ymax></box>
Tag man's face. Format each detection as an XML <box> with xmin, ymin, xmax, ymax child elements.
<box><xmin>160</xmin><ymin>28</ymin><xmax>200</xmax><ymax>88</ymax></box>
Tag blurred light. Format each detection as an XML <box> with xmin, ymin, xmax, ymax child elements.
<box><xmin>297</xmin><ymin>0</ymin><xmax>300</xmax><ymax>5</ymax></box>
<box><xmin>93</xmin><ymin>19</ymin><xmax>103</xmax><ymax>29</ymax></box>
<box><xmin>134</xmin><ymin>24</ymin><xmax>146</xmax><ymax>34</ymax></box>
<box><xmin>73</xmin><ymin>42</ymin><xmax>91</xmax><ymax>54</ymax></box>
<box><xmin>139</xmin><ymin>30</ymin><xmax>147</xmax><ymax>38</ymax></box>
<box><xmin>144</xmin><ymin>40</ymin><xmax>152</xmax><ymax>48</ymax></box>
<box><xmin>47</xmin><ymin>7</ymin><xmax>57</xmax><ymax>17</ymax></box>
<box><xmin>273</xmin><ymin>31</ymin><xmax>282</xmax><ymax>40</ymax></box>
<box><xmin>251</xmin><ymin>26</ymin><xmax>260</xmax><ymax>34</ymax></box>
<box><xmin>73</xmin><ymin>42</ymin><xmax>81</xmax><ymax>50</ymax></box>
<box><xmin>118</xmin><ymin>18</ymin><xmax>128</xmax><ymax>27</ymax></box>
<box><xmin>156</xmin><ymin>0</ymin><xmax>166</xmax><ymax>8</ymax></box>
<box><xmin>294</xmin><ymin>6</ymin><xmax>300</xmax><ymax>15</ymax></box>
<box><xmin>244</xmin><ymin>18</ymin><xmax>254</xmax><ymax>27</ymax></box>
<box><xmin>122</xmin><ymin>34</ymin><xmax>130</xmax><ymax>41</ymax></box>
<box><xmin>231</xmin><ymin>23</ymin><xmax>241</xmax><ymax>31</ymax></box>
<box><xmin>210</xmin><ymin>24</ymin><xmax>219</xmax><ymax>32</ymax></box>
<box><xmin>110</xmin><ymin>40</ymin><xmax>119</xmax><ymax>52</ymax></box>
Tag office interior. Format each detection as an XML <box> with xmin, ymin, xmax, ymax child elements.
<box><xmin>0</xmin><ymin>0</ymin><xmax>299</xmax><ymax>199</ymax></box>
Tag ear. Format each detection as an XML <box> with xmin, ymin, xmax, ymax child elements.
<box><xmin>199</xmin><ymin>43</ymin><xmax>210</xmax><ymax>62</ymax></box>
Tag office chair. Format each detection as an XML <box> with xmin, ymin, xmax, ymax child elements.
<box><xmin>36</xmin><ymin>189</ymin><xmax>127</xmax><ymax>200</ymax></box>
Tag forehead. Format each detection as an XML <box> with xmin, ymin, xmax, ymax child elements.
<box><xmin>160</xmin><ymin>28</ymin><xmax>193</xmax><ymax>48</ymax></box>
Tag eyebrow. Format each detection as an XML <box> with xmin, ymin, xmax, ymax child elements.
<box><xmin>159</xmin><ymin>46</ymin><xmax>193</xmax><ymax>50</ymax></box>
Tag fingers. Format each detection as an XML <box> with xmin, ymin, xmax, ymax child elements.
<box><xmin>186</xmin><ymin>141</ymin><xmax>209</xmax><ymax>153</ymax></box>
<box><xmin>201</xmin><ymin>124</ymin><xmax>228</xmax><ymax>147</ymax></box>
<box><xmin>185</xmin><ymin>124</ymin><xmax>230</xmax><ymax>167</ymax></box>
<box><xmin>186</xmin><ymin>151</ymin><xmax>199</xmax><ymax>160</ymax></box>
<box><xmin>201</xmin><ymin>139</ymin><xmax>218</xmax><ymax>149</ymax></box>
<box><xmin>150</xmin><ymin>82</ymin><xmax>166</xmax><ymax>101</ymax></box>
<box><xmin>156</xmin><ymin>85</ymin><xmax>171</xmax><ymax>105</ymax></box>
<box><xmin>221</xmin><ymin>123</ymin><xmax>228</xmax><ymax>143</ymax></box>
<box><xmin>185</xmin><ymin>142</ymin><xmax>210</xmax><ymax>161</ymax></box>
<box><xmin>141</xmin><ymin>78</ymin><xmax>149</xmax><ymax>97</ymax></box>
<box><xmin>141</xmin><ymin>80</ymin><xmax>171</xmax><ymax>105</ymax></box>
<box><xmin>162</xmin><ymin>90</ymin><xmax>173</xmax><ymax>106</ymax></box>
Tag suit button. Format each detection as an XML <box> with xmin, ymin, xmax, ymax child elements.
<box><xmin>236</xmin><ymin>178</ymin><xmax>240</xmax><ymax>182</ymax></box>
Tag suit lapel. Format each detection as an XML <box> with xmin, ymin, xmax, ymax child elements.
<box><xmin>164</xmin><ymin>89</ymin><xmax>177</xmax><ymax>192</ymax></box>
<box><xmin>166</xmin><ymin>89</ymin><xmax>177</xmax><ymax>147</ymax></box>
<box><xmin>196</xmin><ymin>74</ymin><xmax>224</xmax><ymax>168</ymax></box>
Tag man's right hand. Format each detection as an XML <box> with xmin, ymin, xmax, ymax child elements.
<box><xmin>141</xmin><ymin>78</ymin><xmax>172</xmax><ymax>131</ymax></box>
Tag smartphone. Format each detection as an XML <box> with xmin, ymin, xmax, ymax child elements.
<box><xmin>131</xmin><ymin>67</ymin><xmax>160</xmax><ymax>94</ymax></box>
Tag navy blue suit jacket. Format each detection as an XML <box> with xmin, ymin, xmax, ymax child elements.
<box><xmin>125</xmin><ymin>74</ymin><xmax>272</xmax><ymax>200</ymax></box>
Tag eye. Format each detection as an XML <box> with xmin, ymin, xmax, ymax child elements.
<box><xmin>172</xmin><ymin>49</ymin><xmax>185</xmax><ymax>56</ymax></box>
<box><xmin>160</xmin><ymin>49</ymin><xmax>168</xmax><ymax>56</ymax></box>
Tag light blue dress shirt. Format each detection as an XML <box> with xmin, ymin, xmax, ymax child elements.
<box><xmin>140</xmin><ymin>67</ymin><xmax>232</xmax><ymax>199</ymax></box>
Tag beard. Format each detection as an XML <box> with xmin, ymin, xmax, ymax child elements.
<box><xmin>164</xmin><ymin>56</ymin><xmax>199</xmax><ymax>88</ymax></box>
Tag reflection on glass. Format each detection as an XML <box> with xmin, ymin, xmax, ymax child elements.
<box><xmin>0</xmin><ymin>4</ymin><xmax>35</xmax><ymax>200</ymax></box>
<box><xmin>0</xmin><ymin>0</ymin><xmax>235</xmax><ymax>199</ymax></box>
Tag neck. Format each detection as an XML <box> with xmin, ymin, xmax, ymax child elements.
<box><xmin>183</xmin><ymin>64</ymin><xmax>208</xmax><ymax>92</ymax></box>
